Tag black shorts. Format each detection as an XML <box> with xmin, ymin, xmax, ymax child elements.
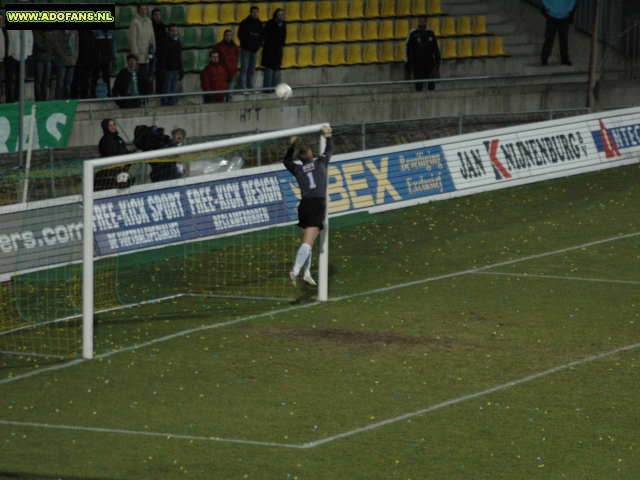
<box><xmin>297</xmin><ymin>197</ymin><xmax>326</xmax><ymax>230</ymax></box>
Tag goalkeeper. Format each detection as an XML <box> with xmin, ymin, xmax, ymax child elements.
<box><xmin>284</xmin><ymin>125</ymin><xmax>334</xmax><ymax>287</ymax></box>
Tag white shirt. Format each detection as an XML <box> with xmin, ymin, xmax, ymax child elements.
<box><xmin>7</xmin><ymin>30</ymin><xmax>33</xmax><ymax>61</ymax></box>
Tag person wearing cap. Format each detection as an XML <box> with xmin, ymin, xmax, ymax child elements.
<box><xmin>112</xmin><ymin>53</ymin><xmax>149</xmax><ymax>108</ymax></box>
<box><xmin>150</xmin><ymin>127</ymin><xmax>186</xmax><ymax>182</ymax></box>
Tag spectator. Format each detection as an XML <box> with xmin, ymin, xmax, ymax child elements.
<box><xmin>158</xmin><ymin>24</ymin><xmax>184</xmax><ymax>106</ymax></box>
<box><xmin>99</xmin><ymin>118</ymin><xmax>128</xmax><ymax>157</ymax></box>
<box><xmin>51</xmin><ymin>29</ymin><xmax>78</xmax><ymax>100</ymax></box>
<box><xmin>129</xmin><ymin>4</ymin><xmax>155</xmax><ymax>94</ymax></box>
<box><xmin>72</xmin><ymin>29</ymin><xmax>100</xmax><ymax>99</ymax></box>
<box><xmin>150</xmin><ymin>127</ymin><xmax>186</xmax><ymax>182</ymax></box>
<box><xmin>112</xmin><ymin>53</ymin><xmax>149</xmax><ymax>108</ymax></box>
<box><xmin>5</xmin><ymin>29</ymin><xmax>33</xmax><ymax>103</ymax></box>
<box><xmin>405</xmin><ymin>16</ymin><xmax>440</xmax><ymax>91</ymax></box>
<box><xmin>151</xmin><ymin>8</ymin><xmax>168</xmax><ymax>95</ymax></box>
<box><xmin>213</xmin><ymin>29</ymin><xmax>239</xmax><ymax>101</ymax></box>
<box><xmin>261</xmin><ymin>8</ymin><xmax>286</xmax><ymax>93</ymax></box>
<box><xmin>540</xmin><ymin>0</ymin><xmax>577</xmax><ymax>66</ymax></box>
<box><xmin>237</xmin><ymin>6</ymin><xmax>264</xmax><ymax>94</ymax></box>
<box><xmin>200</xmin><ymin>51</ymin><xmax>227</xmax><ymax>103</ymax></box>
<box><xmin>0</xmin><ymin>13</ymin><xmax>5</xmax><ymax>102</ymax></box>
<box><xmin>32</xmin><ymin>30</ymin><xmax>53</xmax><ymax>102</ymax></box>
<box><xmin>93</xmin><ymin>30</ymin><xmax>117</xmax><ymax>98</ymax></box>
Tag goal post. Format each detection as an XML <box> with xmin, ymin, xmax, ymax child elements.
<box><xmin>82</xmin><ymin>124</ymin><xmax>331</xmax><ymax>359</ymax></box>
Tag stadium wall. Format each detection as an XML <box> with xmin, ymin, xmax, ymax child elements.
<box><xmin>2</xmin><ymin>106</ymin><xmax>639</xmax><ymax>279</ymax></box>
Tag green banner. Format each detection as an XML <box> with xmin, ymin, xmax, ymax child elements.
<box><xmin>0</xmin><ymin>100</ymin><xmax>78</xmax><ymax>153</ymax></box>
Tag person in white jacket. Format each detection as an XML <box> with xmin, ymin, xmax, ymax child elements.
<box><xmin>128</xmin><ymin>4</ymin><xmax>155</xmax><ymax>95</ymax></box>
<box><xmin>5</xmin><ymin>29</ymin><xmax>33</xmax><ymax>103</ymax></box>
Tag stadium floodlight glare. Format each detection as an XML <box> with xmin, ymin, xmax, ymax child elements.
<box><xmin>82</xmin><ymin>124</ymin><xmax>330</xmax><ymax>359</ymax></box>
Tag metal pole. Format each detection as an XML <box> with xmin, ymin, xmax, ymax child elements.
<box><xmin>18</xmin><ymin>30</ymin><xmax>25</xmax><ymax>168</ymax></box>
<box><xmin>255</xmin><ymin>128</ymin><xmax>261</xmax><ymax>166</ymax></box>
<box><xmin>318</xmin><ymin>132</ymin><xmax>328</xmax><ymax>302</ymax></box>
<box><xmin>82</xmin><ymin>161</ymin><xmax>95</xmax><ymax>359</ymax></box>
<box><xmin>49</xmin><ymin>147</ymin><xmax>56</xmax><ymax>197</ymax></box>
<box><xmin>21</xmin><ymin>104</ymin><xmax>36</xmax><ymax>204</ymax></box>
<box><xmin>458</xmin><ymin>112</ymin><xmax>463</xmax><ymax>135</ymax></box>
<box><xmin>361</xmin><ymin>121</ymin><xmax>366</xmax><ymax>151</ymax></box>
<box><xmin>587</xmin><ymin>0</ymin><xmax>600</xmax><ymax>110</ymax></box>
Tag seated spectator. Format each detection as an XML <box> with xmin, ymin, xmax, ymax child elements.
<box><xmin>200</xmin><ymin>51</ymin><xmax>227</xmax><ymax>103</ymax></box>
<box><xmin>213</xmin><ymin>29</ymin><xmax>239</xmax><ymax>101</ymax></box>
<box><xmin>94</xmin><ymin>118</ymin><xmax>131</xmax><ymax>191</ymax></box>
<box><xmin>149</xmin><ymin>126</ymin><xmax>186</xmax><ymax>182</ymax></box>
<box><xmin>112</xmin><ymin>53</ymin><xmax>149</xmax><ymax>108</ymax></box>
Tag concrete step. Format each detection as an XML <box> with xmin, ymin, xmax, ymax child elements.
<box><xmin>505</xmin><ymin>44</ymin><xmax>540</xmax><ymax>55</ymax></box>
<box><xmin>502</xmin><ymin>33</ymin><xmax>532</xmax><ymax>46</ymax></box>
<box><xmin>489</xmin><ymin>22</ymin><xmax>518</xmax><ymax>36</ymax></box>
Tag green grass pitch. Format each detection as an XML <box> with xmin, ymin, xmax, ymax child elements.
<box><xmin>1</xmin><ymin>164</ymin><xmax>640</xmax><ymax>479</ymax></box>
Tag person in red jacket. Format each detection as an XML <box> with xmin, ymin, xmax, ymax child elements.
<box><xmin>200</xmin><ymin>51</ymin><xmax>228</xmax><ymax>103</ymax></box>
<box><xmin>213</xmin><ymin>29</ymin><xmax>239</xmax><ymax>101</ymax></box>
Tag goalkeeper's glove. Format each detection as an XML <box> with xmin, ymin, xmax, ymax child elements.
<box><xmin>321</xmin><ymin>125</ymin><xmax>332</xmax><ymax>138</ymax></box>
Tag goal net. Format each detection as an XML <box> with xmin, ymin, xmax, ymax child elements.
<box><xmin>0</xmin><ymin>124</ymin><xmax>330</xmax><ymax>360</ymax></box>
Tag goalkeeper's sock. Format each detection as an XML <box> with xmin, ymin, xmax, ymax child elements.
<box><xmin>303</xmin><ymin>247</ymin><xmax>312</xmax><ymax>277</ymax></box>
<box><xmin>292</xmin><ymin>243</ymin><xmax>311</xmax><ymax>276</ymax></box>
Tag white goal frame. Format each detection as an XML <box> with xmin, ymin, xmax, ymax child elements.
<box><xmin>82</xmin><ymin>124</ymin><xmax>331</xmax><ymax>359</ymax></box>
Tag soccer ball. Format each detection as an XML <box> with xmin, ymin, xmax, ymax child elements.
<box><xmin>275</xmin><ymin>83</ymin><xmax>293</xmax><ymax>99</ymax></box>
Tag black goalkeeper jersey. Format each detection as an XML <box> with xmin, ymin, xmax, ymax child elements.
<box><xmin>283</xmin><ymin>137</ymin><xmax>334</xmax><ymax>199</ymax></box>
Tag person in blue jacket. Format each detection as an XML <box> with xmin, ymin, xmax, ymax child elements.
<box><xmin>540</xmin><ymin>0</ymin><xmax>577</xmax><ymax>66</ymax></box>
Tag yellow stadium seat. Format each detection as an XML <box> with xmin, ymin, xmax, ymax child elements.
<box><xmin>442</xmin><ymin>38</ymin><xmax>457</xmax><ymax>58</ymax></box>
<box><xmin>256</xmin><ymin>3</ymin><xmax>269</xmax><ymax>22</ymax></box>
<box><xmin>458</xmin><ymin>38</ymin><xmax>473</xmax><ymax>58</ymax></box>
<box><xmin>349</xmin><ymin>0</ymin><xmax>364</xmax><ymax>19</ymax></box>
<box><xmin>490</xmin><ymin>36</ymin><xmax>504</xmax><ymax>56</ymax></box>
<box><xmin>334</xmin><ymin>0</ymin><xmax>349</xmax><ymax>20</ymax></box>
<box><xmin>427</xmin><ymin>17</ymin><xmax>440</xmax><ymax>36</ymax></box>
<box><xmin>412</xmin><ymin>0</ymin><xmax>427</xmax><ymax>16</ymax></box>
<box><xmin>314</xmin><ymin>45</ymin><xmax>330</xmax><ymax>65</ymax></box>
<box><xmin>381</xmin><ymin>0</ymin><xmax>395</xmax><ymax>16</ymax></box>
<box><xmin>301</xmin><ymin>2</ymin><xmax>317</xmax><ymax>21</ymax></box>
<box><xmin>364</xmin><ymin>43</ymin><xmax>378</xmax><ymax>62</ymax></box>
<box><xmin>474</xmin><ymin>37</ymin><xmax>489</xmax><ymax>56</ymax></box>
<box><xmin>365</xmin><ymin>0</ymin><xmax>379</xmax><ymax>18</ymax></box>
<box><xmin>317</xmin><ymin>1</ymin><xmax>333</xmax><ymax>20</ymax></box>
<box><xmin>203</xmin><ymin>4</ymin><xmax>219</xmax><ymax>24</ymax></box>
<box><xmin>285</xmin><ymin>2</ymin><xmax>301</xmax><ymax>22</ymax></box>
<box><xmin>458</xmin><ymin>16</ymin><xmax>471</xmax><ymax>36</ymax></box>
<box><xmin>347</xmin><ymin>43</ymin><xmax>363</xmax><ymax>63</ymax></box>
<box><xmin>347</xmin><ymin>21</ymin><xmax>363</xmax><ymax>41</ymax></box>
<box><xmin>330</xmin><ymin>44</ymin><xmax>346</xmax><ymax>65</ymax></box>
<box><xmin>395</xmin><ymin>41</ymin><xmax>406</xmax><ymax>61</ymax></box>
<box><xmin>472</xmin><ymin>16</ymin><xmax>487</xmax><ymax>35</ymax></box>
<box><xmin>256</xmin><ymin>49</ymin><xmax>262</xmax><ymax>67</ymax></box>
<box><xmin>331</xmin><ymin>22</ymin><xmax>347</xmax><ymax>42</ymax></box>
<box><xmin>427</xmin><ymin>0</ymin><xmax>442</xmax><ymax>15</ymax></box>
<box><xmin>187</xmin><ymin>5</ymin><xmax>203</xmax><ymax>24</ymax></box>
<box><xmin>299</xmin><ymin>23</ymin><xmax>315</xmax><ymax>43</ymax></box>
<box><xmin>316</xmin><ymin>23</ymin><xmax>332</xmax><ymax>42</ymax></box>
<box><xmin>282</xmin><ymin>46</ymin><xmax>297</xmax><ymax>67</ymax></box>
<box><xmin>363</xmin><ymin>20</ymin><xmax>378</xmax><ymax>40</ymax></box>
<box><xmin>380</xmin><ymin>42</ymin><xmax>395</xmax><ymax>62</ymax></box>
<box><xmin>379</xmin><ymin>19</ymin><xmax>394</xmax><ymax>40</ymax></box>
<box><xmin>297</xmin><ymin>45</ymin><xmax>314</xmax><ymax>66</ymax></box>
<box><xmin>219</xmin><ymin>4</ymin><xmax>235</xmax><ymax>24</ymax></box>
<box><xmin>441</xmin><ymin>17</ymin><xmax>456</xmax><ymax>36</ymax></box>
<box><xmin>286</xmin><ymin>23</ymin><xmax>299</xmax><ymax>44</ymax></box>
<box><xmin>395</xmin><ymin>19</ymin><xmax>409</xmax><ymax>39</ymax></box>
<box><xmin>396</xmin><ymin>0</ymin><xmax>411</xmax><ymax>16</ymax></box>
<box><xmin>236</xmin><ymin>4</ymin><xmax>251</xmax><ymax>22</ymax></box>
<box><xmin>270</xmin><ymin>3</ymin><xmax>284</xmax><ymax>18</ymax></box>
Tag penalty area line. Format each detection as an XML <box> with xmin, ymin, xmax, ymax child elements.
<box><xmin>474</xmin><ymin>271</ymin><xmax>640</xmax><ymax>285</ymax></box>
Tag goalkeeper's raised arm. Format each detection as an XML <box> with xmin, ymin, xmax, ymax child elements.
<box><xmin>284</xmin><ymin>125</ymin><xmax>333</xmax><ymax>288</ymax></box>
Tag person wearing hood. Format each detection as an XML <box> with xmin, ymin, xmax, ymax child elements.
<box><xmin>237</xmin><ymin>6</ymin><xmax>264</xmax><ymax>93</ymax></box>
<box><xmin>261</xmin><ymin>8</ymin><xmax>286</xmax><ymax>93</ymax></box>
<box><xmin>99</xmin><ymin>118</ymin><xmax>129</xmax><ymax>158</ymax></box>
<box><xmin>128</xmin><ymin>4</ymin><xmax>155</xmax><ymax>94</ymax></box>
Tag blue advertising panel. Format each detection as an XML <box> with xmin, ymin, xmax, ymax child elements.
<box><xmin>278</xmin><ymin>145</ymin><xmax>455</xmax><ymax>214</ymax></box>
<box><xmin>93</xmin><ymin>173</ymin><xmax>290</xmax><ymax>255</ymax></box>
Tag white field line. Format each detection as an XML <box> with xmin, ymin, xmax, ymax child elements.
<box><xmin>2</xmin><ymin>341</ymin><xmax>639</xmax><ymax>449</ymax></box>
<box><xmin>475</xmin><ymin>271</ymin><xmax>640</xmax><ymax>285</ymax></box>
<box><xmin>1</xmin><ymin>230</ymin><xmax>639</xmax><ymax>388</ymax></box>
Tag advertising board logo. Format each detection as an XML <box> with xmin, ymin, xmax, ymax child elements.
<box><xmin>590</xmin><ymin>119</ymin><xmax>638</xmax><ymax>159</ymax></box>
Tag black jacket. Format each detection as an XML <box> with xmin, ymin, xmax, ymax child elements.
<box><xmin>405</xmin><ymin>27</ymin><xmax>441</xmax><ymax>67</ymax></box>
<box><xmin>238</xmin><ymin>15</ymin><xmax>264</xmax><ymax>53</ymax></box>
<box><xmin>98</xmin><ymin>119</ymin><xmax>128</xmax><ymax>157</ymax></box>
<box><xmin>261</xmin><ymin>18</ymin><xmax>286</xmax><ymax>69</ymax></box>
<box><xmin>158</xmin><ymin>35</ymin><xmax>184</xmax><ymax>76</ymax></box>
<box><xmin>112</xmin><ymin>66</ymin><xmax>150</xmax><ymax>108</ymax></box>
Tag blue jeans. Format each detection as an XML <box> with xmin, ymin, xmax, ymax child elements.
<box><xmin>34</xmin><ymin>61</ymin><xmax>51</xmax><ymax>101</ymax></box>
<box><xmin>262</xmin><ymin>68</ymin><xmax>281</xmax><ymax>90</ymax></box>
<box><xmin>239</xmin><ymin>49</ymin><xmax>257</xmax><ymax>90</ymax></box>
<box><xmin>55</xmin><ymin>66</ymin><xmax>74</xmax><ymax>100</ymax></box>
<box><xmin>161</xmin><ymin>71</ymin><xmax>179</xmax><ymax>106</ymax></box>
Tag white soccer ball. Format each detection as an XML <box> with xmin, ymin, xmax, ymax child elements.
<box><xmin>275</xmin><ymin>83</ymin><xmax>293</xmax><ymax>99</ymax></box>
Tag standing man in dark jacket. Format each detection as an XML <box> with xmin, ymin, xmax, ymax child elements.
<box><xmin>261</xmin><ymin>8</ymin><xmax>286</xmax><ymax>93</ymax></box>
<box><xmin>237</xmin><ymin>6</ymin><xmax>264</xmax><ymax>93</ymax></box>
<box><xmin>158</xmin><ymin>24</ymin><xmax>184</xmax><ymax>106</ymax></box>
<box><xmin>93</xmin><ymin>30</ymin><xmax>116</xmax><ymax>98</ymax></box>
<box><xmin>72</xmin><ymin>29</ymin><xmax>100</xmax><ymax>99</ymax></box>
<box><xmin>151</xmin><ymin>8</ymin><xmax>168</xmax><ymax>94</ymax></box>
<box><xmin>32</xmin><ymin>30</ymin><xmax>53</xmax><ymax>101</ymax></box>
<box><xmin>540</xmin><ymin>0</ymin><xmax>577</xmax><ymax>66</ymax></box>
<box><xmin>405</xmin><ymin>16</ymin><xmax>441</xmax><ymax>92</ymax></box>
<box><xmin>112</xmin><ymin>53</ymin><xmax>149</xmax><ymax>108</ymax></box>
<box><xmin>213</xmin><ymin>29</ymin><xmax>239</xmax><ymax>101</ymax></box>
